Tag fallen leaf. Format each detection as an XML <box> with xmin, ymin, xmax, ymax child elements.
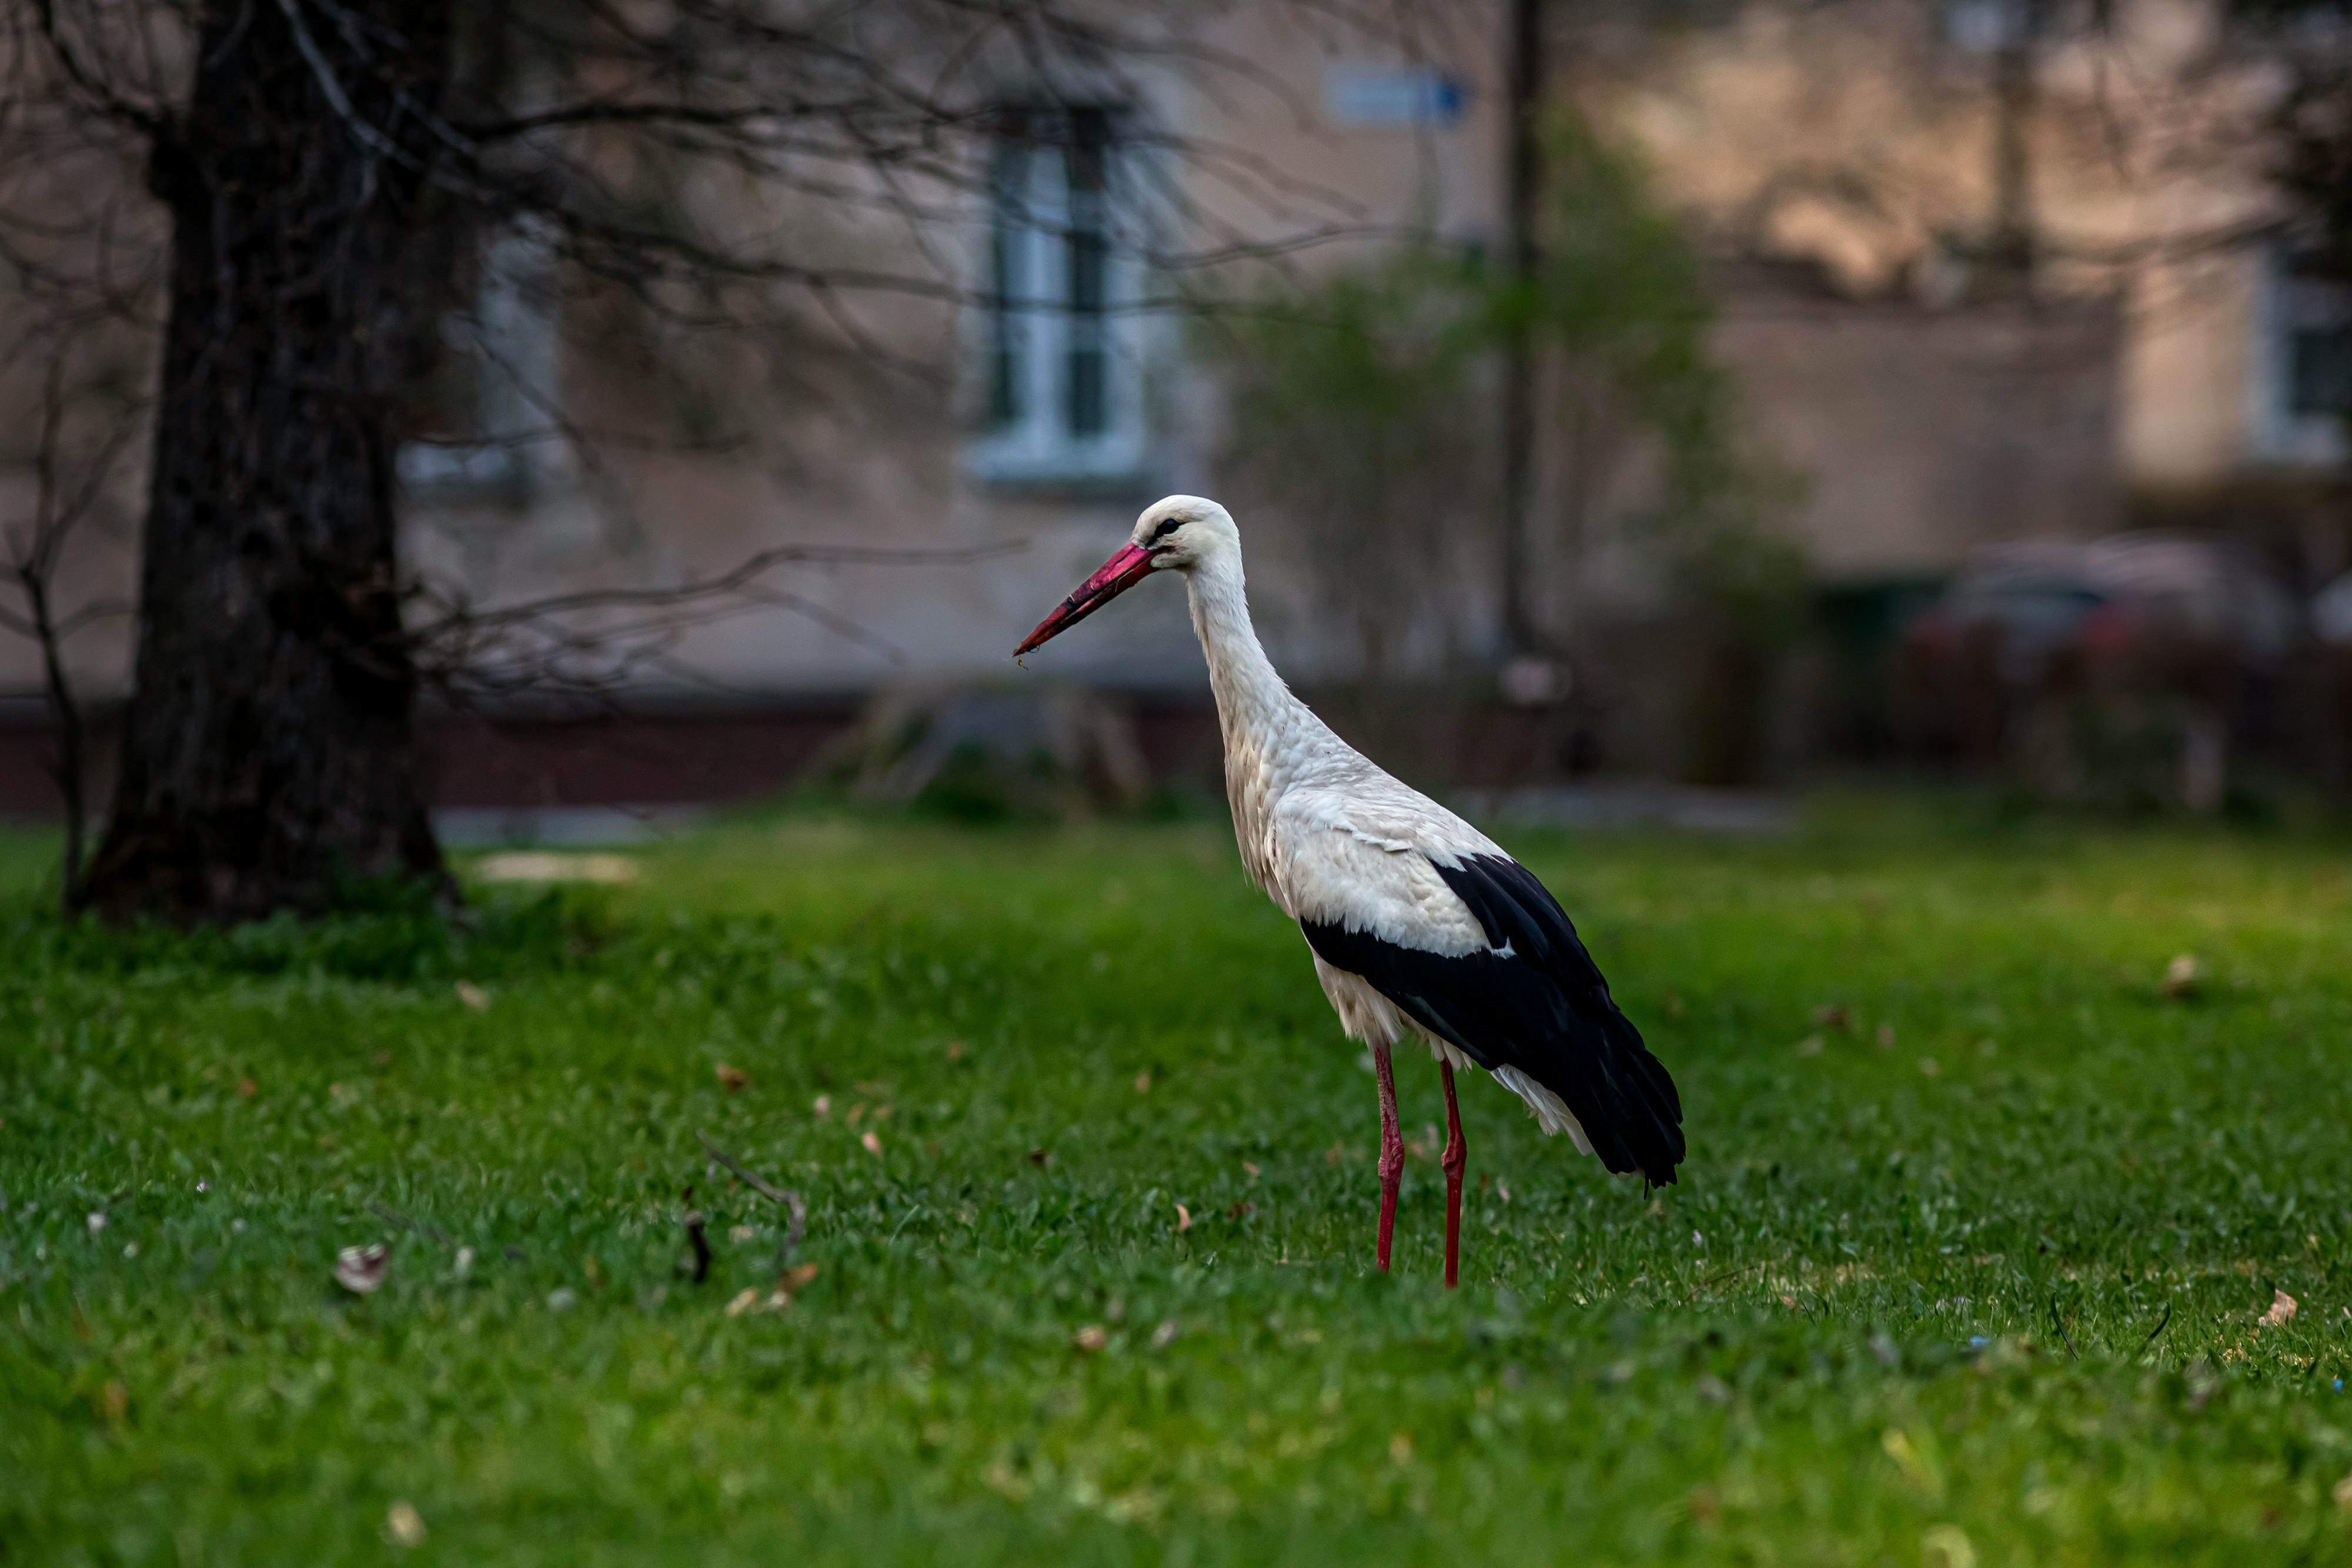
<box><xmin>812</xmin><ymin>1095</ymin><xmax>831</xmax><ymax>1117</ymax></box>
<box><xmin>1242</xmin><ymin>1161</ymin><xmax>1261</xmax><ymax>1181</ymax></box>
<box><xmin>1795</xmin><ymin>1035</ymin><xmax>1824</xmax><ymax>1057</ymax></box>
<box><xmin>385</xmin><ymin>1501</ymin><xmax>427</xmax><ymax>1549</ymax></box>
<box><xmin>725</xmin><ymin>1287</ymin><xmax>761</xmax><ymax>1317</ymax></box>
<box><xmin>780</xmin><ymin>1263</ymin><xmax>821</xmax><ymax>1292</ymax></box>
<box><xmin>946</xmin><ymin>1041</ymin><xmax>965</xmax><ymax>1060</ymax></box>
<box><xmin>846</xmin><ymin>1103</ymin><xmax>864</xmax><ymax>1124</ymax></box>
<box><xmin>1151</xmin><ymin>1318</ymin><xmax>1181</xmax><ymax>1349</ymax></box>
<box><xmin>455</xmin><ymin>981</ymin><xmax>489</xmax><ymax>1011</ymax></box>
<box><xmin>238</xmin><ymin>1077</ymin><xmax>258</xmax><ymax>1098</ymax></box>
<box><xmin>2163</xmin><ymin>954</ymin><xmax>2202</xmax><ymax>999</ymax></box>
<box><xmin>729</xmin><ymin>1224</ymin><xmax>756</xmax><ymax>1242</ymax></box>
<box><xmin>1073</xmin><ymin>1323</ymin><xmax>1109</xmax><ymax>1352</ymax></box>
<box><xmin>1812</xmin><ymin>1004</ymin><xmax>1849</xmax><ymax>1030</ymax></box>
<box><xmin>1920</xmin><ymin>1522</ymin><xmax>1973</xmax><ymax>1568</ymax></box>
<box><xmin>334</xmin><ymin>1243</ymin><xmax>389</xmax><ymax>1295</ymax></box>
<box><xmin>1027</xmin><ymin>1148</ymin><xmax>1050</xmax><ymax>1167</ymax></box>
<box><xmin>1134</xmin><ymin>1071</ymin><xmax>1151</xmax><ymax>1094</ymax></box>
<box><xmin>1174</xmin><ymin>1203</ymin><xmax>1192</xmax><ymax>1232</ymax></box>
<box><xmin>2261</xmin><ymin>1289</ymin><xmax>2298</xmax><ymax>1326</ymax></box>
<box><xmin>874</xmin><ymin>1105</ymin><xmax>893</xmax><ymax>1121</ymax></box>
<box><xmin>1779</xmin><ymin>1294</ymin><xmax>1798</xmax><ymax>1309</ymax></box>
<box><xmin>861</xmin><ymin>1131</ymin><xmax>883</xmax><ymax>1156</ymax></box>
<box><xmin>715</xmin><ymin>1064</ymin><xmax>749</xmax><ymax>1093</ymax></box>
<box><xmin>1228</xmin><ymin>1199</ymin><xmax>1255</xmax><ymax>1221</ymax></box>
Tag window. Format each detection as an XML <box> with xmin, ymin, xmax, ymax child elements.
<box><xmin>968</xmin><ymin>108</ymin><xmax>1150</xmax><ymax>485</ymax></box>
<box><xmin>2253</xmin><ymin>245</ymin><xmax>2352</xmax><ymax>467</ymax></box>
<box><xmin>400</xmin><ymin>228</ymin><xmax>560</xmax><ymax>495</ymax></box>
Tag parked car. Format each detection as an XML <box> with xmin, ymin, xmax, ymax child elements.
<box><xmin>1897</xmin><ymin>534</ymin><xmax>2300</xmax><ymax>808</ymax></box>
<box><xmin>1904</xmin><ymin>534</ymin><xmax>2298</xmax><ymax>686</ymax></box>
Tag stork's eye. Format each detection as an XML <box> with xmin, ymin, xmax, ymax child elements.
<box><xmin>1148</xmin><ymin>518</ymin><xmax>1181</xmax><ymax>544</ymax></box>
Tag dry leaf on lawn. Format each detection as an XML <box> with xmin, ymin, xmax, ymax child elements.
<box><xmin>335</xmin><ymin>1243</ymin><xmax>389</xmax><ymax>1295</ymax></box>
<box><xmin>2163</xmin><ymin>954</ymin><xmax>2201</xmax><ymax>999</ymax></box>
<box><xmin>385</xmin><ymin>1501</ymin><xmax>427</xmax><ymax>1548</ymax></box>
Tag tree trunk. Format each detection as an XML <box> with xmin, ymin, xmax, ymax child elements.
<box><xmin>75</xmin><ymin>0</ymin><xmax>455</xmax><ymax>922</ymax></box>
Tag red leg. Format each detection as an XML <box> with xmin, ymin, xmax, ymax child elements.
<box><xmin>1374</xmin><ymin>1044</ymin><xmax>1402</xmax><ymax>1271</ymax></box>
<box><xmin>1439</xmin><ymin>1059</ymin><xmax>1466</xmax><ymax>1289</ymax></box>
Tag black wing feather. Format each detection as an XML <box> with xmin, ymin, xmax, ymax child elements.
<box><xmin>1298</xmin><ymin>852</ymin><xmax>1685</xmax><ymax>1185</ymax></box>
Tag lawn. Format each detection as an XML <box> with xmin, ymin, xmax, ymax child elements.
<box><xmin>6</xmin><ymin>798</ymin><xmax>2352</xmax><ymax>1564</ymax></box>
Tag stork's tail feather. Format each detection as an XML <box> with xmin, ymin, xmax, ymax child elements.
<box><xmin>1566</xmin><ymin>1005</ymin><xmax>1684</xmax><ymax>1186</ymax></box>
<box><xmin>1430</xmin><ymin>854</ymin><xmax>1686</xmax><ymax>1186</ymax></box>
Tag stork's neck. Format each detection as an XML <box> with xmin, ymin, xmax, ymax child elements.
<box><xmin>1187</xmin><ymin>550</ymin><xmax>1292</xmax><ymax>737</ymax></box>
<box><xmin>1186</xmin><ymin>549</ymin><xmax>1340</xmax><ymax>881</ymax></box>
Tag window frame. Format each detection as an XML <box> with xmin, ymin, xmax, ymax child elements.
<box><xmin>2250</xmin><ymin>242</ymin><xmax>2352</xmax><ymax>469</ymax></box>
<box><xmin>399</xmin><ymin>227</ymin><xmax>563</xmax><ymax>497</ymax></box>
<box><xmin>965</xmin><ymin>106</ymin><xmax>1153</xmax><ymax>488</ymax></box>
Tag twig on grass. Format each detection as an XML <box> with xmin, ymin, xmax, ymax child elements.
<box><xmin>697</xmin><ymin>1130</ymin><xmax>807</xmax><ymax>1266</ymax></box>
<box><xmin>2049</xmin><ymin>1295</ymin><xmax>2079</xmax><ymax>1359</ymax></box>
<box><xmin>1691</xmin><ymin>1258</ymin><xmax>1761</xmax><ymax>1295</ymax></box>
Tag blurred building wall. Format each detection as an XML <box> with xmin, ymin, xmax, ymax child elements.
<box><xmin>0</xmin><ymin>0</ymin><xmax>2329</xmax><ymax>808</ymax></box>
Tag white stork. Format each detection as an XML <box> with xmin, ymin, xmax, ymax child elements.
<box><xmin>1017</xmin><ymin>496</ymin><xmax>1685</xmax><ymax>1287</ymax></box>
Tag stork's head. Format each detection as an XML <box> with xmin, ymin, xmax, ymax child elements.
<box><xmin>1014</xmin><ymin>494</ymin><xmax>1235</xmax><ymax>656</ymax></box>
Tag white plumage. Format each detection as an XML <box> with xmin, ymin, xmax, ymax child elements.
<box><xmin>1017</xmin><ymin>495</ymin><xmax>1683</xmax><ymax>1285</ymax></box>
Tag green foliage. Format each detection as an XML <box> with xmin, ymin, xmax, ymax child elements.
<box><xmin>1520</xmin><ymin>115</ymin><xmax>1808</xmax><ymax>650</ymax></box>
<box><xmin>1486</xmin><ymin>113</ymin><xmax>1728</xmax><ymax>454</ymax></box>
<box><xmin>1212</xmin><ymin>111</ymin><xmax>1806</xmax><ymax>679</ymax></box>
<box><xmin>8</xmin><ymin>803</ymin><xmax>2352</xmax><ymax>1563</ymax></box>
<box><xmin>1212</xmin><ymin>247</ymin><xmax>1491</xmax><ymax>674</ymax></box>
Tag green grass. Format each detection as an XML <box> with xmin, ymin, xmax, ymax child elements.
<box><xmin>8</xmin><ymin>797</ymin><xmax>2352</xmax><ymax>1564</ymax></box>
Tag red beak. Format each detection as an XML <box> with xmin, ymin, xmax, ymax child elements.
<box><xmin>1014</xmin><ymin>542</ymin><xmax>1157</xmax><ymax>656</ymax></box>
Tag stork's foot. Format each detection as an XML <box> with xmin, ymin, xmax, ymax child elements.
<box><xmin>1374</xmin><ymin>1044</ymin><xmax>1402</xmax><ymax>1272</ymax></box>
<box><xmin>1439</xmin><ymin>1060</ymin><xmax>1466</xmax><ymax>1289</ymax></box>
